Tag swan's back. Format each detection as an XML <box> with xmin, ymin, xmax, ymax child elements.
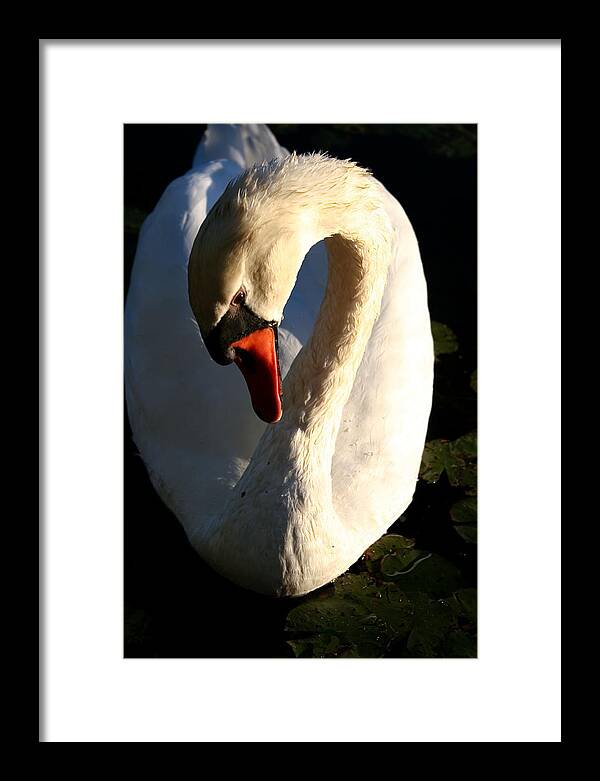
<box><xmin>192</xmin><ymin>124</ymin><xmax>287</xmax><ymax>170</ymax></box>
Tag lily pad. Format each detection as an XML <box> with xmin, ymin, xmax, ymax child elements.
<box><xmin>380</xmin><ymin>550</ymin><xmax>431</xmax><ymax>578</ymax></box>
<box><xmin>450</xmin><ymin>497</ymin><xmax>477</xmax><ymax>525</ymax></box>
<box><xmin>442</xmin><ymin>629</ymin><xmax>477</xmax><ymax>658</ymax></box>
<box><xmin>420</xmin><ymin>432</ymin><xmax>477</xmax><ymax>492</ymax></box>
<box><xmin>365</xmin><ymin>534</ymin><xmax>416</xmax><ymax>559</ymax></box>
<box><xmin>450</xmin><ymin>491</ymin><xmax>478</xmax><ymax>544</ymax></box>
<box><xmin>431</xmin><ymin>321</ymin><xmax>459</xmax><ymax>357</ymax></box>
<box><xmin>405</xmin><ymin>599</ymin><xmax>456</xmax><ymax>657</ymax></box>
<box><xmin>285</xmin><ymin>585</ymin><xmax>394</xmax><ymax>658</ymax></box>
<box><xmin>363</xmin><ymin>534</ymin><xmax>416</xmax><ymax>575</ymax></box>
<box><xmin>454</xmin><ymin>525</ymin><xmax>478</xmax><ymax>544</ymax></box>
<box><xmin>285</xmin><ymin>555</ymin><xmax>470</xmax><ymax>658</ymax></box>
<box><xmin>452</xmin><ymin>589</ymin><xmax>477</xmax><ymax>622</ymax></box>
<box><xmin>363</xmin><ymin>536</ymin><xmax>461</xmax><ymax>592</ymax></box>
<box><xmin>381</xmin><ymin>553</ymin><xmax>463</xmax><ymax>596</ymax></box>
<box><xmin>420</xmin><ymin>440</ymin><xmax>448</xmax><ymax>484</ymax></box>
<box><xmin>453</xmin><ymin>432</ymin><xmax>477</xmax><ymax>459</ymax></box>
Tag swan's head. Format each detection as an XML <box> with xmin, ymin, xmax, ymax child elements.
<box><xmin>188</xmin><ymin>161</ymin><xmax>316</xmax><ymax>424</ymax></box>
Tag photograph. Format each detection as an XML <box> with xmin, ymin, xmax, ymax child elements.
<box><xmin>124</xmin><ymin>123</ymin><xmax>478</xmax><ymax>658</ymax></box>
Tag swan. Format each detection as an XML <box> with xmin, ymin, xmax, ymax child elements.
<box><xmin>125</xmin><ymin>124</ymin><xmax>434</xmax><ymax>597</ymax></box>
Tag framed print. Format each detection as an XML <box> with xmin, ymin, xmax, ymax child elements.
<box><xmin>41</xmin><ymin>39</ymin><xmax>561</xmax><ymax>743</ymax></box>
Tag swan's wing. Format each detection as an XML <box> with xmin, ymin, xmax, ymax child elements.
<box><xmin>192</xmin><ymin>124</ymin><xmax>289</xmax><ymax>171</ymax></box>
<box><xmin>331</xmin><ymin>185</ymin><xmax>434</xmax><ymax>544</ymax></box>
<box><xmin>125</xmin><ymin>126</ymin><xmax>325</xmax><ymax>545</ymax></box>
<box><xmin>126</xmin><ymin>160</ymin><xmax>256</xmax><ymax>535</ymax></box>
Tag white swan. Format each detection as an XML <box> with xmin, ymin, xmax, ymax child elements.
<box><xmin>125</xmin><ymin>124</ymin><xmax>434</xmax><ymax>597</ymax></box>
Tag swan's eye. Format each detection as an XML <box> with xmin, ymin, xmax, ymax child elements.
<box><xmin>231</xmin><ymin>289</ymin><xmax>246</xmax><ymax>307</ymax></box>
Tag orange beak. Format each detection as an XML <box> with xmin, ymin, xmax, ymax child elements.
<box><xmin>230</xmin><ymin>327</ymin><xmax>282</xmax><ymax>423</ymax></box>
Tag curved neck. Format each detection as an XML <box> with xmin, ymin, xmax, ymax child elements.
<box><xmin>284</xmin><ymin>227</ymin><xmax>391</xmax><ymax>449</ymax></box>
<box><xmin>243</xmin><ymin>174</ymin><xmax>395</xmax><ymax>493</ymax></box>
<box><xmin>239</xmin><ymin>156</ymin><xmax>395</xmax><ymax>461</ymax></box>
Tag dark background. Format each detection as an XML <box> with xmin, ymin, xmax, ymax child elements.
<box><xmin>124</xmin><ymin>124</ymin><xmax>477</xmax><ymax>657</ymax></box>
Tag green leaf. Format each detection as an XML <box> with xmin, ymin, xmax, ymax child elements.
<box><xmin>450</xmin><ymin>498</ymin><xmax>478</xmax><ymax>544</ymax></box>
<box><xmin>362</xmin><ymin>536</ymin><xmax>462</xmax><ymax>592</ymax></box>
<box><xmin>452</xmin><ymin>589</ymin><xmax>477</xmax><ymax>622</ymax></box>
<box><xmin>405</xmin><ymin>599</ymin><xmax>455</xmax><ymax>657</ymax></box>
<box><xmin>285</xmin><ymin>588</ymin><xmax>390</xmax><ymax>658</ymax></box>
<box><xmin>380</xmin><ymin>550</ymin><xmax>431</xmax><ymax>578</ymax></box>
<box><xmin>363</xmin><ymin>534</ymin><xmax>416</xmax><ymax>575</ymax></box>
<box><xmin>453</xmin><ymin>432</ymin><xmax>477</xmax><ymax>459</ymax></box>
<box><xmin>470</xmin><ymin>369</ymin><xmax>477</xmax><ymax>393</ymax></box>
<box><xmin>450</xmin><ymin>497</ymin><xmax>477</xmax><ymax>525</ymax></box>
<box><xmin>420</xmin><ymin>432</ymin><xmax>477</xmax><ymax>491</ymax></box>
<box><xmin>431</xmin><ymin>321</ymin><xmax>459</xmax><ymax>357</ymax></box>
<box><xmin>442</xmin><ymin>630</ymin><xmax>477</xmax><ymax>658</ymax></box>
<box><xmin>365</xmin><ymin>534</ymin><xmax>416</xmax><ymax>558</ymax></box>
<box><xmin>285</xmin><ymin>553</ymin><xmax>470</xmax><ymax>658</ymax></box>
<box><xmin>382</xmin><ymin>553</ymin><xmax>463</xmax><ymax>596</ymax></box>
<box><xmin>419</xmin><ymin>439</ymin><xmax>450</xmax><ymax>483</ymax></box>
<box><xmin>454</xmin><ymin>525</ymin><xmax>478</xmax><ymax>544</ymax></box>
